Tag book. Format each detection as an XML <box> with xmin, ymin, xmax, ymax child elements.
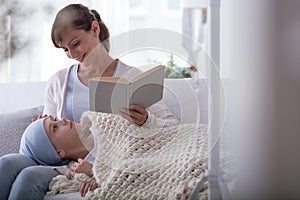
<box><xmin>89</xmin><ymin>65</ymin><xmax>165</xmax><ymax>114</ymax></box>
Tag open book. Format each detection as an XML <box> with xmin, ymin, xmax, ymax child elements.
<box><xmin>89</xmin><ymin>65</ymin><xmax>165</xmax><ymax>114</ymax></box>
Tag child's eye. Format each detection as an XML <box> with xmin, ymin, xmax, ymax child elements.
<box><xmin>50</xmin><ymin>116</ymin><xmax>58</xmax><ymax>121</ymax></box>
<box><xmin>53</xmin><ymin>124</ymin><xmax>58</xmax><ymax>132</ymax></box>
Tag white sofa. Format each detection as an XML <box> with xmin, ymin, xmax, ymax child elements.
<box><xmin>0</xmin><ymin>78</ymin><xmax>208</xmax><ymax>199</ymax></box>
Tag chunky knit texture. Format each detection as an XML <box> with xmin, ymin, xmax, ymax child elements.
<box><xmin>48</xmin><ymin>111</ymin><xmax>209</xmax><ymax>199</ymax></box>
<box><xmin>47</xmin><ymin>173</ymin><xmax>92</xmax><ymax>195</ymax></box>
<box><xmin>84</xmin><ymin>112</ymin><xmax>208</xmax><ymax>199</ymax></box>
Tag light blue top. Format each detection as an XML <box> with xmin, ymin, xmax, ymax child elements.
<box><xmin>62</xmin><ymin>63</ymin><xmax>120</xmax><ymax>123</ymax></box>
<box><xmin>62</xmin><ymin>64</ymin><xmax>87</xmax><ymax>122</ymax></box>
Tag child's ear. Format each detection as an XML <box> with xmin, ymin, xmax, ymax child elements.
<box><xmin>57</xmin><ymin>149</ymin><xmax>65</xmax><ymax>159</ymax></box>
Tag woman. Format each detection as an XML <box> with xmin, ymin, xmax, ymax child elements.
<box><xmin>46</xmin><ymin>3</ymin><xmax>178</xmax><ymax>127</ymax></box>
<box><xmin>0</xmin><ymin>3</ymin><xmax>179</xmax><ymax>200</ymax></box>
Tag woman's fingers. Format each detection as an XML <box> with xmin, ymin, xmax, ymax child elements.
<box><xmin>119</xmin><ymin>109</ymin><xmax>134</xmax><ymax>123</ymax></box>
<box><xmin>32</xmin><ymin>114</ymin><xmax>50</xmax><ymax>122</ymax></box>
<box><xmin>119</xmin><ymin>105</ymin><xmax>148</xmax><ymax>126</ymax></box>
<box><xmin>130</xmin><ymin>104</ymin><xmax>147</xmax><ymax>114</ymax></box>
<box><xmin>38</xmin><ymin>114</ymin><xmax>48</xmax><ymax>119</ymax></box>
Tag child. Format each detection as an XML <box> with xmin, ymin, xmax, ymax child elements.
<box><xmin>20</xmin><ymin>115</ymin><xmax>97</xmax><ymax>197</ymax></box>
<box><xmin>19</xmin><ymin>112</ymin><xmax>210</xmax><ymax>199</ymax></box>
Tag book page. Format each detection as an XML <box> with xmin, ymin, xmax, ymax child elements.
<box><xmin>130</xmin><ymin>65</ymin><xmax>165</xmax><ymax>108</ymax></box>
<box><xmin>132</xmin><ymin>65</ymin><xmax>164</xmax><ymax>82</ymax></box>
<box><xmin>89</xmin><ymin>80</ymin><xmax>130</xmax><ymax>113</ymax></box>
<box><xmin>89</xmin><ymin>65</ymin><xmax>165</xmax><ymax>113</ymax></box>
<box><xmin>91</xmin><ymin>76</ymin><xmax>130</xmax><ymax>83</ymax></box>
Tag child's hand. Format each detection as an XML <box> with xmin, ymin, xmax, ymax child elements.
<box><xmin>79</xmin><ymin>179</ymin><xmax>98</xmax><ymax>197</ymax></box>
<box><xmin>69</xmin><ymin>158</ymin><xmax>93</xmax><ymax>177</ymax></box>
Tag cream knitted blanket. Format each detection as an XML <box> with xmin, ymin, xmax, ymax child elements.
<box><xmin>48</xmin><ymin>111</ymin><xmax>209</xmax><ymax>199</ymax></box>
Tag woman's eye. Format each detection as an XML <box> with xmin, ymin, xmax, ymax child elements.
<box><xmin>72</xmin><ymin>41</ymin><xmax>79</xmax><ymax>47</ymax></box>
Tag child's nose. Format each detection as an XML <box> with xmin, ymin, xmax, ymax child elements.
<box><xmin>60</xmin><ymin>118</ymin><xmax>67</xmax><ymax>125</ymax></box>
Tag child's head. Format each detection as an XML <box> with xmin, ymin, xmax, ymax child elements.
<box><xmin>20</xmin><ymin>116</ymin><xmax>89</xmax><ymax>166</ymax></box>
<box><xmin>19</xmin><ymin>118</ymin><xmax>64</xmax><ymax>166</ymax></box>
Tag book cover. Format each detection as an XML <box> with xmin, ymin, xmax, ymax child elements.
<box><xmin>89</xmin><ymin>65</ymin><xmax>165</xmax><ymax>114</ymax></box>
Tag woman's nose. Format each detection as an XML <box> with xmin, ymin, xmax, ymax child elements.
<box><xmin>68</xmin><ymin>49</ymin><xmax>78</xmax><ymax>59</ymax></box>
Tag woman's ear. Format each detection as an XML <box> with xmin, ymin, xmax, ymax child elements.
<box><xmin>57</xmin><ymin>149</ymin><xmax>66</xmax><ymax>159</ymax></box>
<box><xmin>91</xmin><ymin>21</ymin><xmax>100</xmax><ymax>37</ymax></box>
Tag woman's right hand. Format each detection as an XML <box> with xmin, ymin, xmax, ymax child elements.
<box><xmin>31</xmin><ymin>114</ymin><xmax>49</xmax><ymax>122</ymax></box>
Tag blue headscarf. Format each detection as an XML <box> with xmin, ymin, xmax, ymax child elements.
<box><xmin>19</xmin><ymin>118</ymin><xmax>67</xmax><ymax>166</ymax></box>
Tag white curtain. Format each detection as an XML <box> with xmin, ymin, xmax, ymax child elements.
<box><xmin>182</xmin><ymin>0</ymin><xmax>208</xmax><ymax>78</ymax></box>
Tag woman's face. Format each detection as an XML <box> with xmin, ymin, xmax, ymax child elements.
<box><xmin>58</xmin><ymin>21</ymin><xmax>100</xmax><ymax>63</ymax></box>
<box><xmin>44</xmin><ymin>116</ymin><xmax>79</xmax><ymax>151</ymax></box>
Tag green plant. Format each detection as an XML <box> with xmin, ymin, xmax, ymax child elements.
<box><xmin>164</xmin><ymin>55</ymin><xmax>196</xmax><ymax>78</ymax></box>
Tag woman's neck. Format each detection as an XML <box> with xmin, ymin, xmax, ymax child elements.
<box><xmin>77</xmin><ymin>55</ymin><xmax>117</xmax><ymax>86</ymax></box>
<box><xmin>79</xmin><ymin>44</ymin><xmax>116</xmax><ymax>75</ymax></box>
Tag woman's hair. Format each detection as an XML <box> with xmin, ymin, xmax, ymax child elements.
<box><xmin>51</xmin><ymin>4</ymin><xmax>110</xmax><ymax>52</ymax></box>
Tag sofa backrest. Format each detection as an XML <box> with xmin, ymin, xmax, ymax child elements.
<box><xmin>0</xmin><ymin>81</ymin><xmax>46</xmax><ymax>114</ymax></box>
<box><xmin>0</xmin><ymin>106</ymin><xmax>44</xmax><ymax>157</ymax></box>
<box><xmin>0</xmin><ymin>79</ymin><xmax>208</xmax><ymax>124</ymax></box>
<box><xmin>163</xmin><ymin>78</ymin><xmax>208</xmax><ymax>124</ymax></box>
<box><xmin>0</xmin><ymin>79</ymin><xmax>208</xmax><ymax>156</ymax></box>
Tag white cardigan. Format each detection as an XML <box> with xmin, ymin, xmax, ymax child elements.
<box><xmin>43</xmin><ymin>61</ymin><xmax>179</xmax><ymax>128</ymax></box>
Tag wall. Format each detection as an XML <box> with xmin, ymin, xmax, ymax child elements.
<box><xmin>0</xmin><ymin>82</ymin><xmax>46</xmax><ymax>114</ymax></box>
<box><xmin>277</xmin><ymin>1</ymin><xmax>300</xmax><ymax>199</ymax></box>
<box><xmin>222</xmin><ymin>0</ymin><xmax>300</xmax><ymax>199</ymax></box>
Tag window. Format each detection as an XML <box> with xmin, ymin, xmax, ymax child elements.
<box><xmin>122</xmin><ymin>0</ymin><xmax>185</xmax><ymax>73</ymax></box>
<box><xmin>0</xmin><ymin>0</ymin><xmax>79</xmax><ymax>83</ymax></box>
<box><xmin>0</xmin><ymin>0</ymin><xmax>207</xmax><ymax>82</ymax></box>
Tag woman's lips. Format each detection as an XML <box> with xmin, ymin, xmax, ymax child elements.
<box><xmin>76</xmin><ymin>54</ymin><xmax>86</xmax><ymax>62</ymax></box>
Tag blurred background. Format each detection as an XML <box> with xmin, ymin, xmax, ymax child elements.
<box><xmin>1</xmin><ymin>0</ymin><xmax>300</xmax><ymax>199</ymax></box>
<box><xmin>0</xmin><ymin>0</ymin><xmax>209</xmax><ymax>82</ymax></box>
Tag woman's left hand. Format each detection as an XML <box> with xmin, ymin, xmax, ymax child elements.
<box><xmin>119</xmin><ymin>104</ymin><xmax>148</xmax><ymax>126</ymax></box>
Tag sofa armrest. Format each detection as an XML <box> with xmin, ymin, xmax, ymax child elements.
<box><xmin>0</xmin><ymin>106</ymin><xmax>44</xmax><ymax>157</ymax></box>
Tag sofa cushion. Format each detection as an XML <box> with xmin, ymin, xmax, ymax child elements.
<box><xmin>0</xmin><ymin>106</ymin><xmax>44</xmax><ymax>157</ymax></box>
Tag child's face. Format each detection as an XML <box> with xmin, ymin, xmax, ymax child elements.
<box><xmin>44</xmin><ymin>116</ymin><xmax>79</xmax><ymax>152</ymax></box>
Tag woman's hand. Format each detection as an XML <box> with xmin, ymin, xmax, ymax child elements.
<box><xmin>31</xmin><ymin>114</ymin><xmax>52</xmax><ymax>122</ymax></box>
<box><xmin>69</xmin><ymin>158</ymin><xmax>93</xmax><ymax>177</ymax></box>
<box><xmin>119</xmin><ymin>104</ymin><xmax>148</xmax><ymax>126</ymax></box>
<box><xmin>79</xmin><ymin>179</ymin><xmax>98</xmax><ymax>197</ymax></box>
